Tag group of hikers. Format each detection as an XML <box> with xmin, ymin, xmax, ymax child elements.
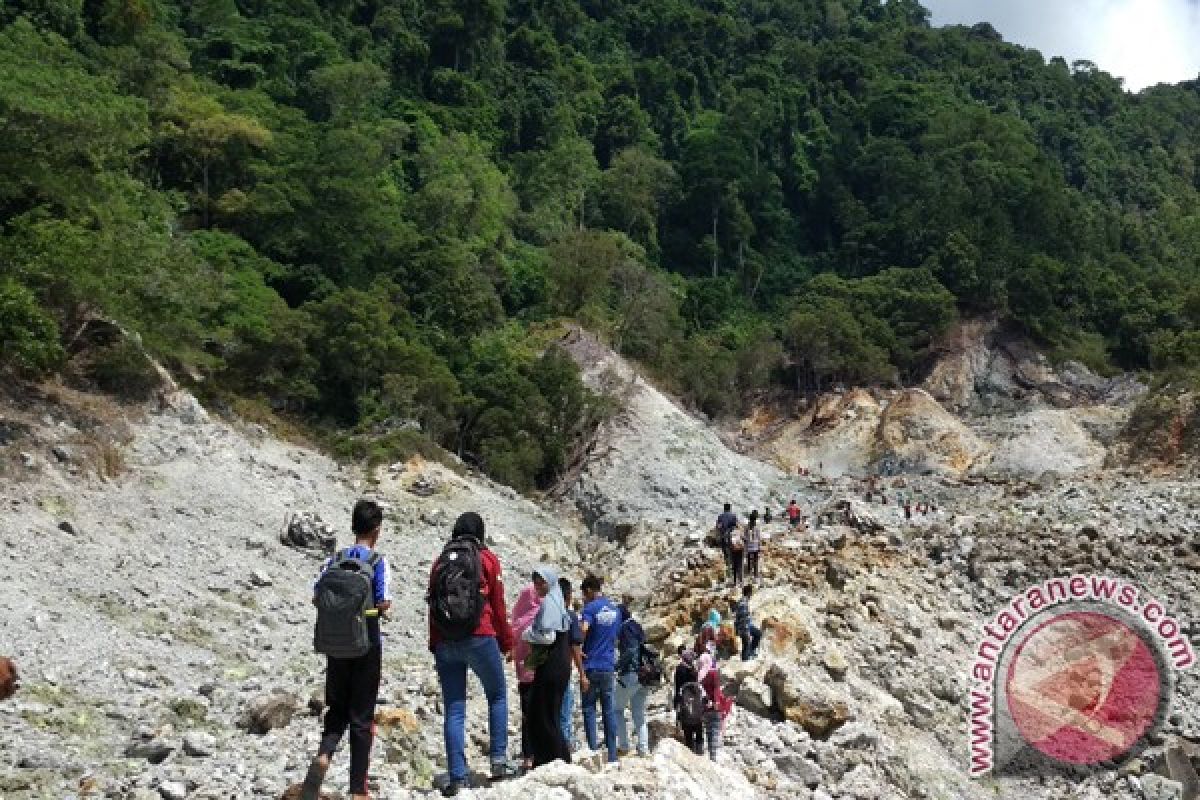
<box><xmin>298</xmin><ymin>499</ymin><xmax>772</xmax><ymax>799</ymax></box>
<box><xmin>714</xmin><ymin>498</ymin><xmax>808</xmax><ymax>586</ymax></box>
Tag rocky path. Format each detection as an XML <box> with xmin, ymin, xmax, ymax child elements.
<box><xmin>1</xmin><ymin>360</ymin><xmax>1198</xmax><ymax>799</ymax></box>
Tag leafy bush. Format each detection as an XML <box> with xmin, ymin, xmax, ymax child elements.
<box><xmin>0</xmin><ymin>279</ymin><xmax>62</xmax><ymax>375</ymax></box>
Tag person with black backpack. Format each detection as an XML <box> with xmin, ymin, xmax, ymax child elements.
<box><xmin>613</xmin><ymin>605</ymin><xmax>655</xmax><ymax>757</ymax></box>
<box><xmin>673</xmin><ymin>648</ymin><xmax>704</xmax><ymax>755</ymax></box>
<box><xmin>299</xmin><ymin>499</ymin><xmax>392</xmax><ymax>800</ymax></box>
<box><xmin>428</xmin><ymin>512</ymin><xmax>520</xmax><ymax>797</ymax></box>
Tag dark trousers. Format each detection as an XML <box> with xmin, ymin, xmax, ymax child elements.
<box><xmin>519</xmin><ymin>682</ymin><xmax>534</xmax><ymax>760</ymax></box>
<box><xmin>319</xmin><ymin>645</ymin><xmax>382</xmax><ymax>795</ymax></box>
<box><xmin>528</xmin><ymin>672</ymin><xmax>570</xmax><ymax>767</ymax></box>
<box><xmin>682</xmin><ymin>723</ymin><xmax>704</xmax><ymax>755</ymax></box>
<box><xmin>739</xmin><ymin>624</ymin><xmax>762</xmax><ymax>661</ymax></box>
<box><xmin>746</xmin><ymin>551</ymin><xmax>760</xmax><ymax>581</ymax></box>
<box><xmin>730</xmin><ymin>550</ymin><xmax>744</xmax><ymax>585</ymax></box>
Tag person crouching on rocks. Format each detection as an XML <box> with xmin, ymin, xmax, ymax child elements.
<box><xmin>300</xmin><ymin>499</ymin><xmax>392</xmax><ymax>800</ymax></box>
<box><xmin>428</xmin><ymin>512</ymin><xmax>520</xmax><ymax>797</ymax></box>
<box><xmin>521</xmin><ymin>566</ymin><xmax>574</xmax><ymax>768</ymax></box>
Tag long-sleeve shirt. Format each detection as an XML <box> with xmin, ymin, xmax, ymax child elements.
<box><xmin>701</xmin><ymin>668</ymin><xmax>729</xmax><ymax>715</ymax></box>
<box><xmin>673</xmin><ymin>663</ymin><xmax>698</xmax><ymax>708</ymax></box>
<box><xmin>427</xmin><ymin>543</ymin><xmax>513</xmax><ymax>654</ymax></box>
<box><xmin>734</xmin><ymin>598</ymin><xmax>753</xmax><ymax>634</ymax></box>
<box><xmin>744</xmin><ymin>527</ymin><xmax>762</xmax><ymax>553</ymax></box>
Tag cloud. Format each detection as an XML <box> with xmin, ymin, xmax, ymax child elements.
<box><xmin>920</xmin><ymin>0</ymin><xmax>1200</xmax><ymax>90</ymax></box>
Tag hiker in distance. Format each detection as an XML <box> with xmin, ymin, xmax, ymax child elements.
<box><xmin>715</xmin><ymin>503</ymin><xmax>738</xmax><ymax>581</ymax></box>
<box><xmin>428</xmin><ymin>512</ymin><xmax>520</xmax><ymax>797</ymax></box>
<box><xmin>744</xmin><ymin>509</ymin><xmax>762</xmax><ymax>582</ymax></box>
<box><xmin>301</xmin><ymin>499</ymin><xmax>392</xmax><ymax>800</ymax></box>
<box><xmin>734</xmin><ymin>584</ymin><xmax>763</xmax><ymax>661</ymax></box>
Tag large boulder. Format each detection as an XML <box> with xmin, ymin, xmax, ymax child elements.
<box><xmin>736</xmin><ymin>675</ymin><xmax>775</xmax><ymax>718</ymax></box>
<box><xmin>764</xmin><ymin>665</ymin><xmax>851</xmax><ymax>739</ymax></box>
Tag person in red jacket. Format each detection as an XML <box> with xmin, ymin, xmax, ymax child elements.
<box><xmin>430</xmin><ymin>512</ymin><xmax>519</xmax><ymax>797</ymax></box>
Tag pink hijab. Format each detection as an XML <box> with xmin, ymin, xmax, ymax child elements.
<box><xmin>697</xmin><ymin>652</ymin><xmax>714</xmax><ymax>684</ymax></box>
<box><xmin>511</xmin><ymin>584</ymin><xmax>542</xmax><ymax>684</ymax></box>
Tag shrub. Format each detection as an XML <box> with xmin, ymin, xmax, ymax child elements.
<box><xmin>0</xmin><ymin>280</ymin><xmax>62</xmax><ymax>376</ymax></box>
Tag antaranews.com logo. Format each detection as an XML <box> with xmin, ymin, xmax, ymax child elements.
<box><xmin>968</xmin><ymin>574</ymin><xmax>1195</xmax><ymax>776</ymax></box>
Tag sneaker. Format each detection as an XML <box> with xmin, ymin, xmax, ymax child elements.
<box><xmin>434</xmin><ymin>773</ymin><xmax>471</xmax><ymax>797</ymax></box>
<box><xmin>490</xmin><ymin>758</ymin><xmax>521</xmax><ymax>780</ymax></box>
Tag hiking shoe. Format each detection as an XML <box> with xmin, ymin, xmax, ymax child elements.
<box><xmin>490</xmin><ymin>758</ymin><xmax>521</xmax><ymax>780</ymax></box>
<box><xmin>434</xmin><ymin>773</ymin><xmax>471</xmax><ymax>797</ymax></box>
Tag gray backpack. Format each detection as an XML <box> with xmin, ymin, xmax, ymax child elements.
<box><xmin>313</xmin><ymin>550</ymin><xmax>381</xmax><ymax>659</ymax></box>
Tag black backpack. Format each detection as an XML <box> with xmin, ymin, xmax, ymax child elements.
<box><xmin>678</xmin><ymin>681</ymin><xmax>705</xmax><ymax>727</ymax></box>
<box><xmin>313</xmin><ymin>550</ymin><xmax>381</xmax><ymax>659</ymax></box>
<box><xmin>637</xmin><ymin>644</ymin><xmax>663</xmax><ymax>687</ymax></box>
<box><xmin>427</xmin><ymin>537</ymin><xmax>484</xmax><ymax>641</ymax></box>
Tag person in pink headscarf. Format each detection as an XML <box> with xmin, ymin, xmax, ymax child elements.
<box><xmin>511</xmin><ymin>582</ymin><xmax>542</xmax><ymax>770</ymax></box>
<box><xmin>696</xmin><ymin>653</ymin><xmax>731</xmax><ymax>761</ymax></box>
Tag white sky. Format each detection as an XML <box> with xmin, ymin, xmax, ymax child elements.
<box><xmin>920</xmin><ymin>0</ymin><xmax>1200</xmax><ymax>91</ymax></box>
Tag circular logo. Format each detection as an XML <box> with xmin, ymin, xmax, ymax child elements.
<box><xmin>1002</xmin><ymin>609</ymin><xmax>1167</xmax><ymax>768</ymax></box>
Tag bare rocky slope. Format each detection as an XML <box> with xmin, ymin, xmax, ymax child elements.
<box><xmin>1</xmin><ymin>331</ymin><xmax>1198</xmax><ymax>800</ymax></box>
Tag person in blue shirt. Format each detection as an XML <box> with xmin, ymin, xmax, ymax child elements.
<box><xmin>579</xmin><ymin>574</ymin><xmax>621</xmax><ymax>762</ymax></box>
<box><xmin>299</xmin><ymin>499</ymin><xmax>392</xmax><ymax>800</ymax></box>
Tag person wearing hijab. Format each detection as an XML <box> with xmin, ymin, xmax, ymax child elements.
<box><xmin>694</xmin><ymin>610</ymin><xmax>720</xmax><ymax>658</ymax></box>
<box><xmin>672</xmin><ymin>648</ymin><xmax>703</xmax><ymax>755</ymax></box>
<box><xmin>697</xmin><ymin>652</ymin><xmax>730</xmax><ymax>761</ymax></box>
<box><xmin>522</xmin><ymin>566</ymin><xmax>573</xmax><ymax>767</ymax></box>
<box><xmin>510</xmin><ymin>582</ymin><xmax>542</xmax><ymax>770</ymax></box>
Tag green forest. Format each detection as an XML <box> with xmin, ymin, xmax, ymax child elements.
<box><xmin>2</xmin><ymin>0</ymin><xmax>1199</xmax><ymax>489</ymax></box>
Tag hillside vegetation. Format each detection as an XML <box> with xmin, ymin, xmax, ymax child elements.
<box><xmin>3</xmin><ymin>0</ymin><xmax>1200</xmax><ymax>489</ymax></box>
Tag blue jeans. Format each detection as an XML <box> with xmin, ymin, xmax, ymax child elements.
<box><xmin>581</xmin><ymin>670</ymin><xmax>618</xmax><ymax>761</ymax></box>
<box><xmin>560</xmin><ymin>680</ymin><xmax>576</xmax><ymax>749</ymax></box>
<box><xmin>614</xmin><ymin>673</ymin><xmax>649</xmax><ymax>754</ymax></box>
<box><xmin>434</xmin><ymin>636</ymin><xmax>509</xmax><ymax>781</ymax></box>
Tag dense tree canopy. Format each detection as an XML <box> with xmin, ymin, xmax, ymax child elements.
<box><xmin>2</xmin><ymin>0</ymin><xmax>1199</xmax><ymax>487</ymax></box>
